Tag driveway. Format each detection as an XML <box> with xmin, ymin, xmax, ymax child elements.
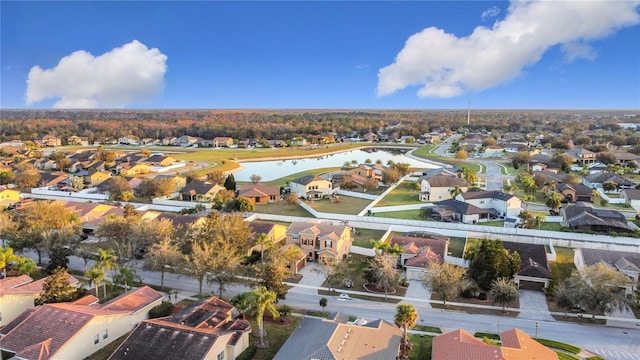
<box><xmin>606</xmin><ymin>306</ymin><xmax>640</xmax><ymax>329</ymax></box>
<box><xmin>289</xmin><ymin>263</ymin><xmax>326</xmax><ymax>295</ymax></box>
<box><xmin>517</xmin><ymin>290</ymin><xmax>555</xmax><ymax>321</ymax></box>
<box><xmin>403</xmin><ymin>279</ymin><xmax>432</xmax><ymax>308</ymax></box>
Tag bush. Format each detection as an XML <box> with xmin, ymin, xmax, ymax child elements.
<box><xmin>477</xmin><ymin>292</ymin><xmax>488</xmax><ymax>301</ymax></box>
<box><xmin>473</xmin><ymin>332</ymin><xmax>500</xmax><ymax>340</ymax></box>
<box><xmin>149</xmin><ymin>301</ymin><xmax>174</xmax><ymax>319</ymax></box>
<box><xmin>460</xmin><ymin>283</ymin><xmax>478</xmax><ymax>299</ymax></box>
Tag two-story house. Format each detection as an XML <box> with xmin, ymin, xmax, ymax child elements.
<box><xmin>564</xmin><ymin>148</ymin><xmax>596</xmax><ymax>164</ymax></box>
<box><xmin>285</xmin><ymin>221</ymin><xmax>351</xmax><ymax>264</ymax></box>
<box><xmin>289</xmin><ymin>175</ymin><xmax>333</xmax><ymax>199</ymax></box>
<box><xmin>213</xmin><ymin>137</ymin><xmax>234</xmax><ymax>148</ymax></box>
<box><xmin>456</xmin><ymin>189</ymin><xmax>522</xmax><ymax>218</ymax></box>
<box><xmin>418</xmin><ymin>168</ymin><xmax>468</xmax><ymax>202</ymax></box>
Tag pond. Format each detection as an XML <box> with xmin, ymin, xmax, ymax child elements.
<box><xmin>233</xmin><ymin>148</ymin><xmax>440</xmax><ymax>182</ymax></box>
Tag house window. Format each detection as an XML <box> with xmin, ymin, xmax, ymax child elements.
<box><xmin>103</xmin><ymin>329</ymin><xmax>108</xmax><ymax>339</ymax></box>
<box><xmin>292</xmin><ymin>234</ymin><xmax>299</xmax><ymax>241</ymax></box>
<box><xmin>94</xmin><ymin>334</ymin><xmax>100</xmax><ymax>345</ymax></box>
<box><xmin>325</xmin><ymin>240</ymin><xmax>332</xmax><ymax>249</ymax></box>
<box><xmin>217</xmin><ymin>350</ymin><xmax>225</xmax><ymax>360</ymax></box>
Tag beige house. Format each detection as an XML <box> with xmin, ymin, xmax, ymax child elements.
<box><xmin>286</xmin><ymin>221</ymin><xmax>351</xmax><ymax>264</ymax></box>
<box><xmin>108</xmin><ymin>297</ymin><xmax>251</xmax><ymax>360</ymax></box>
<box><xmin>0</xmin><ymin>274</ymin><xmax>79</xmax><ymax>327</ymax></box>
<box><xmin>0</xmin><ymin>286</ymin><xmax>163</xmax><ymax>360</ymax></box>
<box><xmin>418</xmin><ymin>169</ymin><xmax>468</xmax><ymax>202</ymax></box>
<box><xmin>248</xmin><ymin>221</ymin><xmax>288</xmax><ymax>256</ymax></box>
<box><xmin>213</xmin><ymin>137</ymin><xmax>234</xmax><ymax>148</ymax></box>
<box><xmin>119</xmin><ymin>163</ymin><xmax>152</xmax><ymax>176</ymax></box>
<box><xmin>290</xmin><ymin>175</ymin><xmax>333</xmax><ymax>199</ymax></box>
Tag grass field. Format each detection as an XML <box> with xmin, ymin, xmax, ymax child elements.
<box><xmin>246</xmin><ymin>316</ymin><xmax>302</xmax><ymax>360</ymax></box>
<box><xmin>304</xmin><ymin>196</ymin><xmax>371</xmax><ymax>215</ymax></box>
<box><xmin>254</xmin><ymin>202</ymin><xmax>313</xmax><ymax>217</ymax></box>
<box><xmin>374</xmin><ymin>181</ymin><xmax>422</xmax><ymax>207</ymax></box>
<box><xmin>448</xmin><ymin>237</ymin><xmax>467</xmax><ymax>258</ymax></box>
<box><xmin>374</xmin><ymin>210</ymin><xmax>424</xmax><ymax>221</ymax></box>
<box><xmin>260</xmin><ymin>167</ymin><xmax>340</xmax><ymax>186</ymax></box>
<box><xmin>352</xmin><ymin>228</ymin><xmax>389</xmax><ymax>248</ymax></box>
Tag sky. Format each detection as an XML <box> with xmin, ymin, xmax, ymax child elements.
<box><xmin>1</xmin><ymin>1</ymin><xmax>639</xmax><ymax>110</ymax></box>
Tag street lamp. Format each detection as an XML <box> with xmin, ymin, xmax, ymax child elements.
<box><xmin>535</xmin><ymin>322</ymin><xmax>539</xmax><ymax>339</ymax></box>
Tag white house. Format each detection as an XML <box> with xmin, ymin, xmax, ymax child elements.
<box><xmin>290</xmin><ymin>175</ymin><xmax>334</xmax><ymax>199</ymax></box>
<box><xmin>456</xmin><ymin>189</ymin><xmax>521</xmax><ymax>218</ymax></box>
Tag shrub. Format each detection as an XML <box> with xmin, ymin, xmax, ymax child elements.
<box><xmin>477</xmin><ymin>292</ymin><xmax>488</xmax><ymax>301</ymax></box>
<box><xmin>473</xmin><ymin>332</ymin><xmax>500</xmax><ymax>340</ymax></box>
<box><xmin>460</xmin><ymin>283</ymin><xmax>478</xmax><ymax>298</ymax></box>
<box><xmin>149</xmin><ymin>301</ymin><xmax>174</xmax><ymax>319</ymax></box>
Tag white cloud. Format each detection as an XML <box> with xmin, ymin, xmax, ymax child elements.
<box><xmin>26</xmin><ymin>40</ymin><xmax>168</xmax><ymax>108</ymax></box>
<box><xmin>377</xmin><ymin>1</ymin><xmax>640</xmax><ymax>99</ymax></box>
<box><xmin>481</xmin><ymin>6</ymin><xmax>500</xmax><ymax>21</ymax></box>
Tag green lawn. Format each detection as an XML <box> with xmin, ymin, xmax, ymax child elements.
<box><xmin>411</xmin><ymin>144</ymin><xmax>438</xmax><ymax>158</ymax></box>
<box><xmin>409</xmin><ymin>334</ymin><xmax>434</xmax><ymax>360</ymax></box>
<box><xmin>448</xmin><ymin>237</ymin><xmax>467</xmax><ymax>258</ymax></box>
<box><xmin>261</xmin><ymin>167</ymin><xmax>340</xmax><ymax>186</ymax></box>
<box><xmin>245</xmin><ymin>316</ymin><xmax>302</xmax><ymax>360</ymax></box>
<box><xmin>374</xmin><ymin>210</ymin><xmax>424</xmax><ymax>221</ymax></box>
<box><xmin>304</xmin><ymin>196</ymin><xmax>371</xmax><ymax>215</ymax></box>
<box><xmin>254</xmin><ymin>202</ymin><xmax>313</xmax><ymax>217</ymax></box>
<box><xmin>352</xmin><ymin>228</ymin><xmax>389</xmax><ymax>248</ymax></box>
<box><xmin>374</xmin><ymin>181</ymin><xmax>422</xmax><ymax>207</ymax></box>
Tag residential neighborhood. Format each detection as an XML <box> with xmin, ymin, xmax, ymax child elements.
<box><xmin>1</xmin><ymin>111</ymin><xmax>640</xmax><ymax>360</ymax></box>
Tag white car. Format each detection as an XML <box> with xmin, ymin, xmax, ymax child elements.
<box><xmin>337</xmin><ymin>293</ymin><xmax>352</xmax><ymax>300</ymax></box>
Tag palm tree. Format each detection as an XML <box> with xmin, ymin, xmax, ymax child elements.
<box><xmin>254</xmin><ymin>233</ymin><xmax>273</xmax><ymax>263</ymax></box>
<box><xmin>502</xmin><ymin>181</ymin><xmax>516</xmax><ymax>194</ymax></box>
<box><xmin>0</xmin><ymin>246</ymin><xmax>19</xmax><ymax>278</ymax></box>
<box><xmin>535</xmin><ymin>213</ymin><xmax>547</xmax><ymax>230</ymax></box>
<box><xmin>114</xmin><ymin>265</ymin><xmax>141</xmax><ymax>291</ymax></box>
<box><xmin>449</xmin><ymin>186</ymin><xmax>463</xmax><ymax>198</ymax></box>
<box><xmin>370</xmin><ymin>239</ymin><xmax>390</xmax><ymax>255</ymax></box>
<box><xmin>121</xmin><ymin>191</ymin><xmax>135</xmax><ymax>204</ymax></box>
<box><xmin>591</xmin><ymin>189</ymin><xmax>601</xmax><ymax>204</ymax></box>
<box><xmin>15</xmin><ymin>257</ymin><xmax>36</xmax><ymax>275</ymax></box>
<box><xmin>248</xmin><ymin>286</ymin><xmax>279</xmax><ymax>347</ymax></box>
<box><xmin>230</xmin><ymin>292</ymin><xmax>253</xmax><ymax>319</ymax></box>
<box><xmin>545</xmin><ymin>191</ymin><xmax>563</xmax><ymax>212</ymax></box>
<box><xmin>523</xmin><ymin>194</ymin><xmax>534</xmax><ymax>211</ymax></box>
<box><xmin>394</xmin><ymin>303</ymin><xmax>418</xmax><ymax>357</ymax></box>
<box><xmin>94</xmin><ymin>248</ymin><xmax>118</xmax><ymax>297</ymax></box>
<box><xmin>85</xmin><ymin>266</ymin><xmax>106</xmax><ymax>299</ymax></box>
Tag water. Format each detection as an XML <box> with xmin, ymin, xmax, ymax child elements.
<box><xmin>233</xmin><ymin>148</ymin><xmax>440</xmax><ymax>182</ymax></box>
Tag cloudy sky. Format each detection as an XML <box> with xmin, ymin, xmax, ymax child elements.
<box><xmin>1</xmin><ymin>1</ymin><xmax>639</xmax><ymax>109</ymax></box>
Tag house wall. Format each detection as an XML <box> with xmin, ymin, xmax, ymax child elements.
<box><xmin>0</xmin><ymin>189</ymin><xmax>20</xmax><ymax>203</ymax></box>
<box><xmin>52</xmin><ymin>299</ymin><xmax>161</xmax><ymax>360</ymax></box>
<box><xmin>0</xmin><ymin>294</ymin><xmax>37</xmax><ymax>327</ymax></box>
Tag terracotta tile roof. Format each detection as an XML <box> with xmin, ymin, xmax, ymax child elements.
<box><xmin>7</xmin><ymin>274</ymin><xmax>79</xmax><ymax>295</ymax></box>
<box><xmin>432</xmin><ymin>328</ymin><xmax>558</xmax><ymax>360</ymax></box>
<box><xmin>100</xmin><ymin>286</ymin><xmax>163</xmax><ymax>313</ymax></box>
<box><xmin>0</xmin><ymin>275</ymin><xmax>33</xmax><ymax>293</ymax></box>
<box><xmin>238</xmin><ymin>184</ymin><xmax>281</xmax><ymax>198</ymax></box>
<box><xmin>286</xmin><ymin>222</ymin><xmax>349</xmax><ymax>239</ymax></box>
<box><xmin>71</xmin><ymin>294</ymin><xmax>100</xmax><ymax>306</ymax></box>
<box><xmin>391</xmin><ymin>235</ymin><xmax>448</xmax><ymax>260</ymax></box>
<box><xmin>404</xmin><ymin>246</ymin><xmax>443</xmax><ymax>268</ymax></box>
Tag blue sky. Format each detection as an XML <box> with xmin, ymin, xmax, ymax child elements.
<box><xmin>2</xmin><ymin>1</ymin><xmax>639</xmax><ymax>110</ymax></box>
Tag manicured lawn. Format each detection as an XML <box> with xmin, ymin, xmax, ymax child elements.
<box><xmin>374</xmin><ymin>210</ymin><xmax>424</xmax><ymax>221</ymax></box>
<box><xmin>86</xmin><ymin>334</ymin><xmax>129</xmax><ymax>360</ymax></box>
<box><xmin>304</xmin><ymin>196</ymin><xmax>371</xmax><ymax>215</ymax></box>
<box><xmin>448</xmin><ymin>237</ymin><xmax>466</xmax><ymax>258</ymax></box>
<box><xmin>374</xmin><ymin>181</ymin><xmax>422</xmax><ymax>207</ymax></box>
<box><xmin>482</xmin><ymin>220</ymin><xmax>505</xmax><ymax>227</ymax></box>
<box><xmin>539</xmin><ymin>222</ymin><xmax>564</xmax><ymax>231</ymax></box>
<box><xmin>245</xmin><ymin>316</ymin><xmax>302</xmax><ymax>360</ymax></box>
<box><xmin>352</xmin><ymin>228</ymin><xmax>389</xmax><ymax>248</ymax></box>
<box><xmin>254</xmin><ymin>202</ymin><xmax>313</xmax><ymax>217</ymax></box>
<box><xmin>409</xmin><ymin>334</ymin><xmax>434</xmax><ymax>360</ymax></box>
<box><xmin>411</xmin><ymin>144</ymin><xmax>438</xmax><ymax>158</ymax></box>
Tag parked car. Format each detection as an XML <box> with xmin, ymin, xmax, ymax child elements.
<box><xmin>337</xmin><ymin>293</ymin><xmax>352</xmax><ymax>300</ymax></box>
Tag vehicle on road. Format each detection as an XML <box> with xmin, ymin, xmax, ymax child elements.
<box><xmin>337</xmin><ymin>293</ymin><xmax>352</xmax><ymax>300</ymax></box>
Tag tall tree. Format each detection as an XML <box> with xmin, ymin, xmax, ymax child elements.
<box><xmin>0</xmin><ymin>211</ymin><xmax>17</xmax><ymax>247</ymax></box>
<box><xmin>94</xmin><ymin>215</ymin><xmax>138</xmax><ymax>264</ymax></box>
<box><xmin>545</xmin><ymin>191</ymin><xmax>564</xmax><ymax>212</ymax></box>
<box><xmin>422</xmin><ymin>262</ymin><xmax>467</xmax><ymax>307</ymax></box>
<box><xmin>0</xmin><ymin>246</ymin><xmax>19</xmax><ymax>278</ymax></box>
<box><xmin>207</xmin><ymin>170</ymin><xmax>227</xmax><ymax>185</ymax></box>
<box><xmin>183</xmin><ymin>240</ymin><xmax>213</xmax><ymax>296</ymax></box>
<box><xmin>314</xmin><ymin>260</ymin><xmax>349</xmax><ymax>292</ymax></box>
<box><xmin>13</xmin><ymin>201</ymin><xmax>81</xmax><ymax>264</ymax></box>
<box><xmin>248</xmin><ymin>286</ymin><xmax>279</xmax><ymax>347</ymax></box>
<box><xmin>567</xmin><ymin>264</ymin><xmax>633</xmax><ymax>319</ymax></box>
<box><xmin>224</xmin><ymin>173</ymin><xmax>237</xmax><ymax>191</ymax></box>
<box><xmin>250</xmin><ymin>174</ymin><xmax>262</xmax><ymax>184</ymax></box>
<box><xmin>230</xmin><ymin>292</ymin><xmax>253</xmax><ymax>319</ymax></box>
<box><xmin>394</xmin><ymin>303</ymin><xmax>418</xmax><ymax>357</ymax></box>
<box><xmin>108</xmin><ymin>176</ymin><xmax>132</xmax><ymax>201</ymax></box>
<box><xmin>85</xmin><ymin>266</ymin><xmax>106</xmax><ymax>299</ymax></box>
<box><xmin>145</xmin><ymin>237</ymin><xmax>182</xmax><ymax>290</ymax></box>
<box><xmin>35</xmin><ymin>267</ymin><xmax>77</xmax><ymax>305</ymax></box>
<box><xmin>489</xmin><ymin>277</ymin><xmax>518</xmax><ymax>311</ymax></box>
<box><xmin>466</xmin><ymin>239</ymin><xmax>519</xmax><ymax>290</ymax></box>
<box><xmin>254</xmin><ymin>233</ymin><xmax>273</xmax><ymax>263</ymax></box>
<box><xmin>364</xmin><ymin>253</ymin><xmax>400</xmax><ymax>299</ymax></box>
<box><xmin>93</xmin><ymin>248</ymin><xmax>118</xmax><ymax>298</ymax></box>
<box><xmin>114</xmin><ymin>265</ymin><xmax>141</xmax><ymax>291</ymax></box>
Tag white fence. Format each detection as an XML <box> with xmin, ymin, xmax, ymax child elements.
<box><xmin>371</xmin><ymin>203</ymin><xmax>427</xmax><ymax>213</ymax></box>
<box><xmin>152</xmin><ymin>198</ymin><xmax>211</xmax><ymax>210</ymax></box>
<box><xmin>336</xmin><ymin>190</ymin><xmax>379</xmax><ymax>200</ymax></box>
<box><xmin>28</xmin><ymin>187</ymin><xmax>109</xmax><ymax>201</ymax></box>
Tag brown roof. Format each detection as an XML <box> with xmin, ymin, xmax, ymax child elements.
<box><xmin>421</xmin><ymin>174</ymin><xmax>468</xmax><ymax>188</ymax></box>
<box><xmin>390</xmin><ymin>235</ymin><xmax>448</xmax><ymax>259</ymax></box>
<box><xmin>100</xmin><ymin>286</ymin><xmax>163</xmax><ymax>313</ymax></box>
<box><xmin>404</xmin><ymin>246</ymin><xmax>443</xmax><ymax>268</ymax></box>
<box><xmin>238</xmin><ymin>184</ymin><xmax>280</xmax><ymax>198</ymax></box>
<box><xmin>286</xmin><ymin>221</ymin><xmax>349</xmax><ymax>239</ymax></box>
<box><xmin>432</xmin><ymin>328</ymin><xmax>558</xmax><ymax>360</ymax></box>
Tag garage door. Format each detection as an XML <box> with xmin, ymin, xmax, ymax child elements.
<box><xmin>406</xmin><ymin>268</ymin><xmax>424</xmax><ymax>281</ymax></box>
<box><xmin>519</xmin><ymin>280</ymin><xmax>545</xmax><ymax>291</ymax></box>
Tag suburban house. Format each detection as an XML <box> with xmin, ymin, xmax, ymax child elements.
<box><xmin>180</xmin><ymin>180</ymin><xmax>225</xmax><ymax>202</ymax></box>
<box><xmin>118</xmin><ymin>163</ymin><xmax>152</xmax><ymax>176</ymax></box>
<box><xmin>237</xmin><ymin>184</ymin><xmax>281</xmax><ymax>204</ymax></box>
<box><xmin>34</xmin><ymin>158</ymin><xmax>57</xmax><ymax>170</ymax></box>
<box><xmin>213</xmin><ymin>137</ymin><xmax>234</xmax><ymax>148</ymax></box>
<box><xmin>67</xmin><ymin>136</ymin><xmax>90</xmax><ymax>146</ymax></box>
<box><xmin>390</xmin><ymin>234</ymin><xmax>449</xmax><ymax>280</ymax></box>
<box><xmin>35</xmin><ymin>135</ymin><xmax>62</xmax><ymax>147</ymax></box>
<box><xmin>482</xmin><ymin>145</ymin><xmax>505</xmax><ymax>158</ymax></box>
<box><xmin>273</xmin><ymin>315</ymin><xmax>402</xmax><ymax>360</ymax></box>
<box><xmin>418</xmin><ymin>168</ymin><xmax>468</xmax><ymax>202</ymax></box>
<box><xmin>117</xmin><ymin>135</ymin><xmax>139</xmax><ymax>145</ymax></box>
<box><xmin>0</xmin><ymin>186</ymin><xmax>20</xmax><ymax>208</ymax></box>
<box><xmin>564</xmin><ymin>148</ymin><xmax>596</xmax><ymax>164</ymax></box>
<box><xmin>108</xmin><ymin>297</ymin><xmax>251</xmax><ymax>360</ymax></box>
<box><xmin>583</xmin><ymin>172</ymin><xmax>635</xmax><ymax>192</ymax></box>
<box><xmin>502</xmin><ymin>241</ymin><xmax>552</xmax><ymax>290</ymax></box>
<box><xmin>0</xmin><ymin>274</ymin><xmax>79</xmax><ymax>327</ymax></box>
<box><xmin>0</xmin><ymin>286</ymin><xmax>163</xmax><ymax>360</ymax></box>
<box><xmin>430</xmin><ymin>199</ymin><xmax>496</xmax><ymax>224</ymax></box>
<box><xmin>574</xmin><ymin>248</ymin><xmax>640</xmax><ymax>287</ymax></box>
<box><xmin>331</xmin><ymin>172</ymin><xmax>372</xmax><ymax>192</ymax></box>
<box><xmin>247</xmin><ymin>221</ymin><xmax>288</xmax><ymax>256</ymax></box>
<box><xmin>620</xmin><ymin>188</ymin><xmax>640</xmax><ymax>208</ymax></box>
<box><xmin>613</xmin><ymin>152</ymin><xmax>640</xmax><ymax>166</ymax></box>
<box><xmin>285</xmin><ymin>221</ymin><xmax>351</xmax><ymax>264</ymax></box>
<box><xmin>456</xmin><ymin>189</ymin><xmax>522</xmax><ymax>218</ymax></box>
<box><xmin>561</xmin><ymin>202</ymin><xmax>634</xmax><ymax>233</ymax></box>
<box><xmin>154</xmin><ymin>174</ymin><xmax>187</xmax><ymax>192</ymax></box>
<box><xmin>555</xmin><ymin>182</ymin><xmax>593</xmax><ymax>203</ymax></box>
<box><xmin>432</xmin><ymin>328</ymin><xmax>558</xmax><ymax>360</ymax></box>
<box><xmin>162</xmin><ymin>137</ymin><xmax>179</xmax><ymax>146</ymax></box>
<box><xmin>154</xmin><ymin>212</ymin><xmax>207</xmax><ymax>230</ymax></box>
<box><xmin>290</xmin><ymin>175</ymin><xmax>333</xmax><ymax>200</ymax></box>
<box><xmin>178</xmin><ymin>135</ymin><xmax>201</xmax><ymax>147</ymax></box>
<box><xmin>142</xmin><ymin>155</ymin><xmax>177</xmax><ymax>167</ymax></box>
<box><xmin>39</xmin><ymin>172</ymin><xmax>69</xmax><ymax>188</ymax></box>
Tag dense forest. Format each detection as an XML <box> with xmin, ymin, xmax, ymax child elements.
<box><xmin>0</xmin><ymin>109</ymin><xmax>637</xmax><ymax>144</ymax></box>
